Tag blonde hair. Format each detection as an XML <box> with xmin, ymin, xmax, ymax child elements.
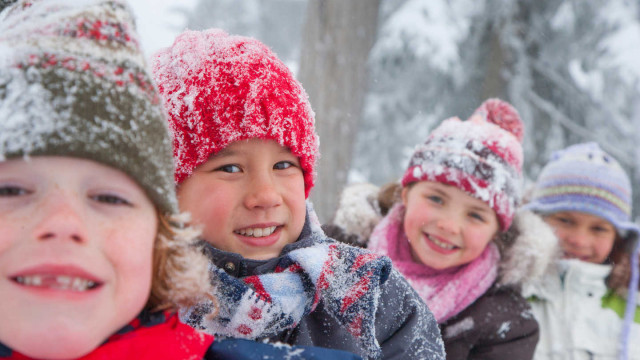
<box><xmin>146</xmin><ymin>211</ymin><xmax>217</xmax><ymax>314</ymax></box>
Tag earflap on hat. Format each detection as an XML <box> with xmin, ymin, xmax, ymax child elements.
<box><xmin>619</xmin><ymin>226</ymin><xmax>640</xmax><ymax>359</ymax></box>
<box><xmin>401</xmin><ymin>98</ymin><xmax>524</xmax><ymax>231</ymax></box>
<box><xmin>0</xmin><ymin>0</ymin><xmax>177</xmax><ymax>214</ymax></box>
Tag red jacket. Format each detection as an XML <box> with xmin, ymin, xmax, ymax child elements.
<box><xmin>1</xmin><ymin>312</ymin><xmax>213</xmax><ymax>360</ymax></box>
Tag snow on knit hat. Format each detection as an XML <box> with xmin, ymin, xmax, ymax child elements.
<box><xmin>401</xmin><ymin>98</ymin><xmax>524</xmax><ymax>231</ymax></box>
<box><xmin>0</xmin><ymin>0</ymin><xmax>177</xmax><ymax>214</ymax></box>
<box><xmin>151</xmin><ymin>29</ymin><xmax>318</xmax><ymax>198</ymax></box>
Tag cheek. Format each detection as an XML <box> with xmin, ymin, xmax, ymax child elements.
<box><xmin>105</xmin><ymin>214</ymin><xmax>157</xmax><ymax>305</ymax></box>
<box><xmin>402</xmin><ymin>208</ymin><xmax>426</xmax><ymax>243</ymax></box>
<box><xmin>283</xmin><ymin>177</ymin><xmax>307</xmax><ymax>237</ymax></box>
<box><xmin>0</xmin><ymin>221</ymin><xmax>19</xmax><ymax>255</ymax></box>
<box><xmin>551</xmin><ymin>227</ymin><xmax>570</xmax><ymax>244</ymax></box>
<box><xmin>465</xmin><ymin>227</ymin><xmax>495</xmax><ymax>252</ymax></box>
<box><xmin>180</xmin><ymin>182</ymin><xmax>232</xmax><ymax>227</ymax></box>
<box><xmin>594</xmin><ymin>236</ymin><xmax>615</xmax><ymax>257</ymax></box>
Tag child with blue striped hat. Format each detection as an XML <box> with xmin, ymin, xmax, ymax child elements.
<box><xmin>523</xmin><ymin>142</ymin><xmax>640</xmax><ymax>360</ymax></box>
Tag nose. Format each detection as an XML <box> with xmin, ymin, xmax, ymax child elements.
<box><xmin>33</xmin><ymin>193</ymin><xmax>87</xmax><ymax>244</ymax></box>
<box><xmin>436</xmin><ymin>216</ymin><xmax>460</xmax><ymax>236</ymax></box>
<box><xmin>243</xmin><ymin>173</ymin><xmax>282</xmax><ymax>210</ymax></box>
<box><xmin>561</xmin><ymin>227</ymin><xmax>590</xmax><ymax>250</ymax></box>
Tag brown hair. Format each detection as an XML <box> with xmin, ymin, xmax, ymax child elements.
<box><xmin>606</xmin><ymin>234</ymin><xmax>640</xmax><ymax>295</ymax></box>
<box><xmin>146</xmin><ymin>211</ymin><xmax>217</xmax><ymax>314</ymax></box>
<box><xmin>378</xmin><ymin>182</ymin><xmax>402</xmax><ymax>216</ymax></box>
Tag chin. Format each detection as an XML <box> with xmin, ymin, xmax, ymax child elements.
<box><xmin>7</xmin><ymin>320</ymin><xmax>108</xmax><ymax>360</ymax></box>
<box><xmin>15</xmin><ymin>336</ymin><xmax>101</xmax><ymax>360</ymax></box>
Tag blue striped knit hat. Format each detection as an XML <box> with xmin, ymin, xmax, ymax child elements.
<box><xmin>525</xmin><ymin>142</ymin><xmax>636</xmax><ymax>237</ymax></box>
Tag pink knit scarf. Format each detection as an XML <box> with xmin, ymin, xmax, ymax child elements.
<box><xmin>369</xmin><ymin>203</ymin><xmax>500</xmax><ymax>324</ymax></box>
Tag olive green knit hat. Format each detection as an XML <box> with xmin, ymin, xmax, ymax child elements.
<box><xmin>0</xmin><ymin>0</ymin><xmax>176</xmax><ymax>214</ymax></box>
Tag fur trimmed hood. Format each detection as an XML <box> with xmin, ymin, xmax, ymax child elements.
<box><xmin>496</xmin><ymin>210</ymin><xmax>560</xmax><ymax>287</ymax></box>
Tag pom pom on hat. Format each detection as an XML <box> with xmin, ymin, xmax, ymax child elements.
<box><xmin>473</xmin><ymin>98</ymin><xmax>524</xmax><ymax>143</ymax></box>
<box><xmin>401</xmin><ymin>98</ymin><xmax>524</xmax><ymax>231</ymax></box>
<box><xmin>152</xmin><ymin>29</ymin><xmax>318</xmax><ymax>198</ymax></box>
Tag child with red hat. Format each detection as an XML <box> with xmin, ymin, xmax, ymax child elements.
<box><xmin>152</xmin><ymin>29</ymin><xmax>445</xmax><ymax>360</ymax></box>
<box><xmin>327</xmin><ymin>99</ymin><xmax>555</xmax><ymax>360</ymax></box>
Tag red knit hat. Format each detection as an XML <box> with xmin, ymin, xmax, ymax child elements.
<box><xmin>152</xmin><ymin>29</ymin><xmax>318</xmax><ymax>197</ymax></box>
<box><xmin>401</xmin><ymin>98</ymin><xmax>524</xmax><ymax>231</ymax></box>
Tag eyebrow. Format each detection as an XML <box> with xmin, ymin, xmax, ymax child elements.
<box><xmin>210</xmin><ymin>146</ymin><xmax>245</xmax><ymax>161</ymax></box>
<box><xmin>468</xmin><ymin>205</ymin><xmax>492</xmax><ymax>214</ymax></box>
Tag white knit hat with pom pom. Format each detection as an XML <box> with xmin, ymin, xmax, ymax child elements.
<box><xmin>401</xmin><ymin>98</ymin><xmax>524</xmax><ymax>231</ymax></box>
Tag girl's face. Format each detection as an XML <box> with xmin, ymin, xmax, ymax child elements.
<box><xmin>401</xmin><ymin>181</ymin><xmax>499</xmax><ymax>270</ymax></box>
<box><xmin>0</xmin><ymin>157</ymin><xmax>157</xmax><ymax>359</ymax></box>
<box><xmin>177</xmin><ymin>139</ymin><xmax>307</xmax><ymax>260</ymax></box>
<box><xmin>544</xmin><ymin>211</ymin><xmax>616</xmax><ymax>264</ymax></box>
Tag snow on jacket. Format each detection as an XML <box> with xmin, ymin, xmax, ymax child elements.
<box><xmin>183</xmin><ymin>206</ymin><xmax>446</xmax><ymax>360</ymax></box>
<box><xmin>0</xmin><ymin>311</ymin><xmax>363</xmax><ymax>360</ymax></box>
<box><xmin>523</xmin><ymin>258</ymin><xmax>640</xmax><ymax>360</ymax></box>
<box><xmin>325</xmin><ymin>183</ymin><xmax>559</xmax><ymax>360</ymax></box>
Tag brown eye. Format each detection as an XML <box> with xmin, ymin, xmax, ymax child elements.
<box><xmin>91</xmin><ymin>194</ymin><xmax>132</xmax><ymax>206</ymax></box>
<box><xmin>0</xmin><ymin>186</ymin><xmax>30</xmax><ymax>197</ymax></box>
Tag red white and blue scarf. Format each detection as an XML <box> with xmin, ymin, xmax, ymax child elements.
<box><xmin>184</xmin><ymin>216</ymin><xmax>392</xmax><ymax>359</ymax></box>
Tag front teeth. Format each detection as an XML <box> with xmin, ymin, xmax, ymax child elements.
<box><xmin>15</xmin><ymin>275</ymin><xmax>97</xmax><ymax>291</ymax></box>
<box><xmin>235</xmin><ymin>226</ymin><xmax>277</xmax><ymax>238</ymax></box>
<box><xmin>427</xmin><ymin>235</ymin><xmax>457</xmax><ymax>250</ymax></box>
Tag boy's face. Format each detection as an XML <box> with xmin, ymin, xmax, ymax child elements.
<box><xmin>0</xmin><ymin>157</ymin><xmax>157</xmax><ymax>359</ymax></box>
<box><xmin>544</xmin><ymin>211</ymin><xmax>616</xmax><ymax>264</ymax></box>
<box><xmin>178</xmin><ymin>139</ymin><xmax>306</xmax><ymax>260</ymax></box>
<box><xmin>401</xmin><ymin>181</ymin><xmax>499</xmax><ymax>270</ymax></box>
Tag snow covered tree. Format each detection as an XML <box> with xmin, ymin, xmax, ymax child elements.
<box><xmin>353</xmin><ymin>0</ymin><xmax>640</xmax><ymax>213</ymax></box>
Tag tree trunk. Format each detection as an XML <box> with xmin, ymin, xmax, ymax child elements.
<box><xmin>298</xmin><ymin>0</ymin><xmax>381</xmax><ymax>222</ymax></box>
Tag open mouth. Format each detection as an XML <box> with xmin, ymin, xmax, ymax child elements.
<box><xmin>426</xmin><ymin>234</ymin><xmax>459</xmax><ymax>250</ymax></box>
<box><xmin>234</xmin><ymin>226</ymin><xmax>278</xmax><ymax>238</ymax></box>
<box><xmin>12</xmin><ymin>275</ymin><xmax>101</xmax><ymax>292</ymax></box>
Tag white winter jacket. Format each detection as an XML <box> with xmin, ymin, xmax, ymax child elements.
<box><xmin>524</xmin><ymin>259</ymin><xmax>640</xmax><ymax>360</ymax></box>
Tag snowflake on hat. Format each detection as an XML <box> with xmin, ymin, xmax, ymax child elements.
<box><xmin>401</xmin><ymin>98</ymin><xmax>524</xmax><ymax>231</ymax></box>
<box><xmin>152</xmin><ymin>29</ymin><xmax>319</xmax><ymax>198</ymax></box>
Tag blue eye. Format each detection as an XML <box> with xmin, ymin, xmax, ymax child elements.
<box><xmin>470</xmin><ymin>212</ymin><xmax>485</xmax><ymax>221</ymax></box>
<box><xmin>0</xmin><ymin>185</ymin><xmax>30</xmax><ymax>197</ymax></box>
<box><xmin>92</xmin><ymin>194</ymin><xmax>132</xmax><ymax>206</ymax></box>
<box><xmin>218</xmin><ymin>164</ymin><xmax>241</xmax><ymax>173</ymax></box>
<box><xmin>427</xmin><ymin>195</ymin><xmax>443</xmax><ymax>204</ymax></box>
<box><xmin>274</xmin><ymin>161</ymin><xmax>293</xmax><ymax>170</ymax></box>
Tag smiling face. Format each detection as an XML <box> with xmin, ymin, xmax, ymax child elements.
<box><xmin>177</xmin><ymin>139</ymin><xmax>307</xmax><ymax>260</ymax></box>
<box><xmin>0</xmin><ymin>156</ymin><xmax>157</xmax><ymax>359</ymax></box>
<box><xmin>401</xmin><ymin>181</ymin><xmax>499</xmax><ymax>270</ymax></box>
<box><xmin>543</xmin><ymin>211</ymin><xmax>617</xmax><ymax>264</ymax></box>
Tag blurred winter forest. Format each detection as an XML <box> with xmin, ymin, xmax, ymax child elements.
<box><xmin>151</xmin><ymin>0</ymin><xmax>640</xmax><ymax>223</ymax></box>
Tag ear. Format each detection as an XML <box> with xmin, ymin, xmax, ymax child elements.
<box><xmin>401</xmin><ymin>186</ymin><xmax>409</xmax><ymax>207</ymax></box>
